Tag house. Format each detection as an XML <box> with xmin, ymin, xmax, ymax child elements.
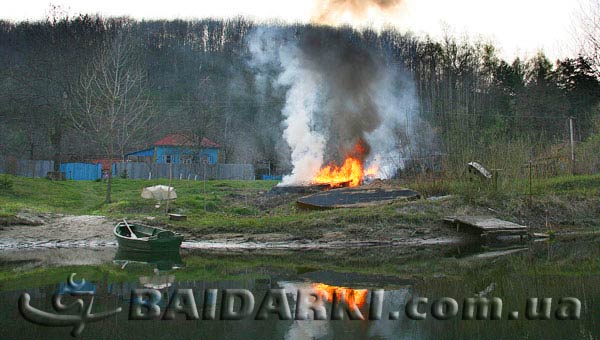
<box><xmin>126</xmin><ymin>133</ymin><xmax>220</xmax><ymax>165</ymax></box>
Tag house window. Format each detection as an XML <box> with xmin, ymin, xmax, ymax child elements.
<box><xmin>164</xmin><ymin>155</ymin><xmax>172</xmax><ymax>163</ymax></box>
<box><xmin>181</xmin><ymin>155</ymin><xmax>193</xmax><ymax>164</ymax></box>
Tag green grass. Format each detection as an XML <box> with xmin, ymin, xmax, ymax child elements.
<box><xmin>402</xmin><ymin>173</ymin><xmax>600</xmax><ymax>199</ymax></box>
<box><xmin>0</xmin><ymin>175</ymin><xmax>446</xmax><ymax>236</ymax></box>
<box><xmin>0</xmin><ymin>174</ymin><xmax>598</xmax><ymax>234</ymax></box>
<box><xmin>536</xmin><ymin>174</ymin><xmax>600</xmax><ymax>196</ymax></box>
<box><xmin>0</xmin><ymin>176</ymin><xmax>277</xmax><ymax>215</ymax></box>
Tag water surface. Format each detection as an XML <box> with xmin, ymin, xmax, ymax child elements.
<box><xmin>0</xmin><ymin>238</ymin><xmax>598</xmax><ymax>339</ymax></box>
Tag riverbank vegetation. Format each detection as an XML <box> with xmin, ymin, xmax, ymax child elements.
<box><xmin>0</xmin><ymin>176</ymin><xmax>598</xmax><ymax>237</ymax></box>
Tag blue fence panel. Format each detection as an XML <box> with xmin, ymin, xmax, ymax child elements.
<box><xmin>60</xmin><ymin>163</ymin><xmax>102</xmax><ymax>180</ymax></box>
<box><xmin>261</xmin><ymin>175</ymin><xmax>283</xmax><ymax>181</ymax></box>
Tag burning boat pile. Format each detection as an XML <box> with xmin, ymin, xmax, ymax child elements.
<box><xmin>270</xmin><ymin>138</ymin><xmax>420</xmax><ymax>208</ymax></box>
<box><xmin>270</xmin><ymin>139</ymin><xmax>419</xmax><ymax>209</ymax></box>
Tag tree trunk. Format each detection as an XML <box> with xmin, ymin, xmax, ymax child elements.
<box><xmin>50</xmin><ymin>127</ymin><xmax>62</xmax><ymax>173</ymax></box>
<box><xmin>106</xmin><ymin>170</ymin><xmax>112</xmax><ymax>204</ymax></box>
<box><xmin>106</xmin><ymin>145</ymin><xmax>113</xmax><ymax>204</ymax></box>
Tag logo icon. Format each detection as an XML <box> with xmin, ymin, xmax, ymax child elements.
<box><xmin>18</xmin><ymin>273</ymin><xmax>122</xmax><ymax>337</ymax></box>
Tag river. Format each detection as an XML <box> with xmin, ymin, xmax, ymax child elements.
<box><xmin>0</xmin><ymin>238</ymin><xmax>598</xmax><ymax>339</ymax></box>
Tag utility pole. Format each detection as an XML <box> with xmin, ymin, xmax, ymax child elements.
<box><xmin>569</xmin><ymin>117</ymin><xmax>575</xmax><ymax>174</ymax></box>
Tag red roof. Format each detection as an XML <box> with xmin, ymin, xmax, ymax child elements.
<box><xmin>200</xmin><ymin>137</ymin><xmax>220</xmax><ymax>148</ymax></box>
<box><xmin>154</xmin><ymin>133</ymin><xmax>197</xmax><ymax>147</ymax></box>
<box><xmin>153</xmin><ymin>133</ymin><xmax>220</xmax><ymax>148</ymax></box>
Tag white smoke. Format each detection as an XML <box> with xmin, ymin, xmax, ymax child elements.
<box><xmin>249</xmin><ymin>28</ymin><xmax>328</xmax><ymax>186</ymax></box>
<box><xmin>366</xmin><ymin>67</ymin><xmax>419</xmax><ymax>178</ymax></box>
<box><xmin>278</xmin><ymin>47</ymin><xmax>327</xmax><ymax>186</ymax></box>
<box><xmin>249</xmin><ymin>27</ymin><xmax>421</xmax><ymax>186</ymax></box>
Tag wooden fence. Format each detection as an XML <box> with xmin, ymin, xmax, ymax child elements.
<box><xmin>114</xmin><ymin>162</ymin><xmax>255</xmax><ymax>180</ymax></box>
<box><xmin>0</xmin><ymin>157</ymin><xmax>54</xmax><ymax>178</ymax></box>
<box><xmin>0</xmin><ymin>156</ymin><xmax>255</xmax><ymax>181</ymax></box>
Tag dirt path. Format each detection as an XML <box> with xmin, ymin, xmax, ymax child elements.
<box><xmin>0</xmin><ymin>215</ymin><xmax>116</xmax><ymax>250</ymax></box>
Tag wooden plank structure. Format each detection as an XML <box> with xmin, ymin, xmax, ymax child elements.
<box><xmin>168</xmin><ymin>213</ymin><xmax>187</xmax><ymax>221</ymax></box>
<box><xmin>297</xmin><ymin>188</ymin><xmax>420</xmax><ymax>209</ymax></box>
<box><xmin>444</xmin><ymin>215</ymin><xmax>528</xmax><ymax>239</ymax></box>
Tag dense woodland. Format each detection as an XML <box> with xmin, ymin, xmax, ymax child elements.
<box><xmin>0</xmin><ymin>15</ymin><xmax>599</xmax><ymax>177</ymax></box>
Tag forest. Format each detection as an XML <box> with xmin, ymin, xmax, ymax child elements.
<box><xmin>0</xmin><ymin>14</ymin><xmax>599</xmax><ymax>179</ymax></box>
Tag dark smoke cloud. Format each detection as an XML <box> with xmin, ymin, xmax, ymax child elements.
<box><xmin>312</xmin><ymin>0</ymin><xmax>403</xmax><ymax>26</ymax></box>
<box><xmin>297</xmin><ymin>27</ymin><xmax>382</xmax><ymax>162</ymax></box>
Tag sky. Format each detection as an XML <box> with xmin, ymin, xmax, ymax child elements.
<box><xmin>1</xmin><ymin>0</ymin><xmax>581</xmax><ymax>61</ymax></box>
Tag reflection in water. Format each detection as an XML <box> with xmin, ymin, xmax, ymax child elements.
<box><xmin>0</xmin><ymin>239</ymin><xmax>599</xmax><ymax>339</ymax></box>
<box><xmin>113</xmin><ymin>249</ymin><xmax>185</xmax><ymax>271</ymax></box>
<box><xmin>139</xmin><ymin>269</ymin><xmax>176</xmax><ymax>290</ymax></box>
<box><xmin>278</xmin><ymin>281</ymin><xmax>414</xmax><ymax>340</ymax></box>
<box><xmin>312</xmin><ymin>283</ymin><xmax>368</xmax><ymax>309</ymax></box>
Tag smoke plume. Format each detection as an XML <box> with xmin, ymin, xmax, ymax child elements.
<box><xmin>312</xmin><ymin>0</ymin><xmax>404</xmax><ymax>27</ymax></box>
<box><xmin>249</xmin><ymin>25</ymin><xmax>419</xmax><ymax>186</ymax></box>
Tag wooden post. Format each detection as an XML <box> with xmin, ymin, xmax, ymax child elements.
<box><xmin>528</xmin><ymin>161</ymin><xmax>533</xmax><ymax>206</ymax></box>
<box><xmin>494</xmin><ymin>170</ymin><xmax>498</xmax><ymax>191</ymax></box>
<box><xmin>165</xmin><ymin>162</ymin><xmax>172</xmax><ymax>215</ymax></box>
<box><xmin>569</xmin><ymin>116</ymin><xmax>575</xmax><ymax>174</ymax></box>
<box><xmin>203</xmin><ymin>160</ymin><xmax>207</xmax><ymax>211</ymax></box>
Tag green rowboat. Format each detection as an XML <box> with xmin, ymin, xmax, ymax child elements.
<box><xmin>113</xmin><ymin>221</ymin><xmax>183</xmax><ymax>252</ymax></box>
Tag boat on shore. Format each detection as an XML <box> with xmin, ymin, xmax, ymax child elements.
<box><xmin>113</xmin><ymin>220</ymin><xmax>183</xmax><ymax>252</ymax></box>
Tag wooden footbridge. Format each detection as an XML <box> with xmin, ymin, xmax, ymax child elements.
<box><xmin>444</xmin><ymin>215</ymin><xmax>529</xmax><ymax>239</ymax></box>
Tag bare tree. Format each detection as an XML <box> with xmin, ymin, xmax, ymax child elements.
<box><xmin>573</xmin><ymin>0</ymin><xmax>600</xmax><ymax>71</ymax></box>
<box><xmin>69</xmin><ymin>31</ymin><xmax>153</xmax><ymax>203</ymax></box>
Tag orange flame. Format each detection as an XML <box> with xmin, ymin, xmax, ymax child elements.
<box><xmin>312</xmin><ymin>139</ymin><xmax>377</xmax><ymax>188</ymax></box>
<box><xmin>312</xmin><ymin>283</ymin><xmax>368</xmax><ymax>309</ymax></box>
<box><xmin>313</xmin><ymin>156</ymin><xmax>364</xmax><ymax>187</ymax></box>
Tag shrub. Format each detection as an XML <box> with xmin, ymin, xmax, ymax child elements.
<box><xmin>0</xmin><ymin>175</ymin><xmax>14</xmax><ymax>193</ymax></box>
<box><xmin>231</xmin><ymin>206</ymin><xmax>259</xmax><ymax>216</ymax></box>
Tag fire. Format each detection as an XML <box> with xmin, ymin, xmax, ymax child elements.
<box><xmin>313</xmin><ymin>156</ymin><xmax>364</xmax><ymax>187</ymax></box>
<box><xmin>312</xmin><ymin>283</ymin><xmax>368</xmax><ymax>309</ymax></box>
<box><xmin>312</xmin><ymin>139</ymin><xmax>377</xmax><ymax>188</ymax></box>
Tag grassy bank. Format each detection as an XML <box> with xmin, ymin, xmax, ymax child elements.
<box><xmin>0</xmin><ymin>174</ymin><xmax>598</xmax><ymax>237</ymax></box>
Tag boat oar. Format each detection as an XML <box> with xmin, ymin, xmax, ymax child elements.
<box><xmin>123</xmin><ymin>219</ymin><xmax>137</xmax><ymax>239</ymax></box>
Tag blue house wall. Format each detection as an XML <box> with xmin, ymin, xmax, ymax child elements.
<box><xmin>199</xmin><ymin>148</ymin><xmax>219</xmax><ymax>164</ymax></box>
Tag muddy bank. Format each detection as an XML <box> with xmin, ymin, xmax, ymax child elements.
<box><xmin>181</xmin><ymin>236</ymin><xmax>462</xmax><ymax>250</ymax></box>
<box><xmin>0</xmin><ymin>213</ymin><xmax>466</xmax><ymax>251</ymax></box>
<box><xmin>0</xmin><ymin>214</ymin><xmax>116</xmax><ymax>250</ymax></box>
